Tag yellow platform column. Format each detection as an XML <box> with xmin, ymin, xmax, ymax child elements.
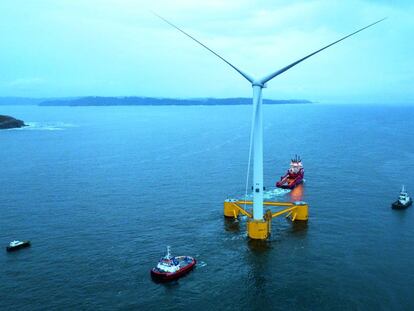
<box><xmin>247</xmin><ymin>209</ymin><xmax>272</xmax><ymax>240</ymax></box>
<box><xmin>224</xmin><ymin>199</ymin><xmax>240</xmax><ymax>218</ymax></box>
<box><xmin>292</xmin><ymin>202</ymin><xmax>309</xmax><ymax>221</ymax></box>
<box><xmin>247</xmin><ymin>219</ymin><xmax>270</xmax><ymax>240</ymax></box>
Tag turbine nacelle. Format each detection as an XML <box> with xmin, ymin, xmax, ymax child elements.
<box><xmin>252</xmin><ymin>80</ymin><xmax>267</xmax><ymax>88</ymax></box>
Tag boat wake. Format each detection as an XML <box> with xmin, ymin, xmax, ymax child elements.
<box><xmin>197</xmin><ymin>261</ymin><xmax>207</xmax><ymax>268</ymax></box>
<box><xmin>264</xmin><ymin>188</ymin><xmax>291</xmax><ymax>199</ymax></box>
<box><xmin>241</xmin><ymin>188</ymin><xmax>290</xmax><ymax>200</ymax></box>
<box><xmin>20</xmin><ymin>122</ymin><xmax>77</xmax><ymax>131</ymax></box>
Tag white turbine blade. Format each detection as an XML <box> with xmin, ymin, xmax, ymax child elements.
<box><xmin>259</xmin><ymin>18</ymin><xmax>387</xmax><ymax>85</ymax></box>
<box><xmin>152</xmin><ymin>12</ymin><xmax>254</xmax><ymax>83</ymax></box>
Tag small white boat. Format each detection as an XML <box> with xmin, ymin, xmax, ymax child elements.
<box><xmin>392</xmin><ymin>185</ymin><xmax>412</xmax><ymax>209</ymax></box>
<box><xmin>6</xmin><ymin>240</ymin><xmax>31</xmax><ymax>252</ymax></box>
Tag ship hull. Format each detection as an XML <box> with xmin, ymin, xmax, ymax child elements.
<box><xmin>277</xmin><ymin>178</ymin><xmax>304</xmax><ymax>189</ymax></box>
<box><xmin>6</xmin><ymin>241</ymin><xmax>31</xmax><ymax>252</ymax></box>
<box><xmin>151</xmin><ymin>257</ymin><xmax>196</xmax><ymax>282</ymax></box>
<box><xmin>392</xmin><ymin>199</ymin><xmax>412</xmax><ymax>210</ymax></box>
<box><xmin>276</xmin><ymin>173</ymin><xmax>304</xmax><ymax>189</ymax></box>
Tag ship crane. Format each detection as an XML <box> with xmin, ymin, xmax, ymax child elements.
<box><xmin>155</xmin><ymin>13</ymin><xmax>385</xmax><ymax>239</ymax></box>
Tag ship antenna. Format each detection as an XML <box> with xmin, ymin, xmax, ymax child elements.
<box><xmin>167</xmin><ymin>245</ymin><xmax>171</xmax><ymax>259</ymax></box>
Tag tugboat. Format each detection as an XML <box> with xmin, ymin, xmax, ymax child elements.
<box><xmin>276</xmin><ymin>155</ymin><xmax>304</xmax><ymax>189</ymax></box>
<box><xmin>392</xmin><ymin>185</ymin><xmax>412</xmax><ymax>209</ymax></box>
<box><xmin>6</xmin><ymin>240</ymin><xmax>31</xmax><ymax>252</ymax></box>
<box><xmin>150</xmin><ymin>246</ymin><xmax>196</xmax><ymax>282</ymax></box>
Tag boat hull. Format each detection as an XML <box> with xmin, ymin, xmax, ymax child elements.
<box><xmin>277</xmin><ymin>178</ymin><xmax>303</xmax><ymax>189</ymax></box>
<box><xmin>6</xmin><ymin>241</ymin><xmax>31</xmax><ymax>252</ymax></box>
<box><xmin>151</xmin><ymin>257</ymin><xmax>196</xmax><ymax>282</ymax></box>
<box><xmin>276</xmin><ymin>173</ymin><xmax>304</xmax><ymax>189</ymax></box>
<box><xmin>392</xmin><ymin>199</ymin><xmax>412</xmax><ymax>210</ymax></box>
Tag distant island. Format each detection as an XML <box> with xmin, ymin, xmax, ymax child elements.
<box><xmin>0</xmin><ymin>96</ymin><xmax>312</xmax><ymax>107</ymax></box>
<box><xmin>0</xmin><ymin>115</ymin><xmax>26</xmax><ymax>129</ymax></box>
<box><xmin>38</xmin><ymin>97</ymin><xmax>312</xmax><ymax>106</ymax></box>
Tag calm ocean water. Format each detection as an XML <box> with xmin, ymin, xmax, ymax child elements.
<box><xmin>1</xmin><ymin>104</ymin><xmax>413</xmax><ymax>310</ymax></box>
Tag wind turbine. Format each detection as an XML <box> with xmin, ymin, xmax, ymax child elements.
<box><xmin>154</xmin><ymin>13</ymin><xmax>385</xmax><ymax>238</ymax></box>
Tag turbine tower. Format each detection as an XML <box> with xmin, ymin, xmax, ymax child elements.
<box><xmin>155</xmin><ymin>13</ymin><xmax>385</xmax><ymax>239</ymax></box>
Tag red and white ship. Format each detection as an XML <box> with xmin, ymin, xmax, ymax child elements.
<box><xmin>150</xmin><ymin>246</ymin><xmax>196</xmax><ymax>282</ymax></box>
<box><xmin>276</xmin><ymin>155</ymin><xmax>304</xmax><ymax>189</ymax></box>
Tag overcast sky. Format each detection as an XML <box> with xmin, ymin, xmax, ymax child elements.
<box><xmin>0</xmin><ymin>0</ymin><xmax>413</xmax><ymax>103</ymax></box>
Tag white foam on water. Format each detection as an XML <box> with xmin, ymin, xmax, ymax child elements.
<box><xmin>222</xmin><ymin>235</ymin><xmax>244</xmax><ymax>242</ymax></box>
<box><xmin>263</xmin><ymin>188</ymin><xmax>291</xmax><ymax>199</ymax></box>
<box><xmin>19</xmin><ymin>122</ymin><xmax>77</xmax><ymax>131</ymax></box>
<box><xmin>240</xmin><ymin>188</ymin><xmax>290</xmax><ymax>201</ymax></box>
<box><xmin>197</xmin><ymin>261</ymin><xmax>207</xmax><ymax>268</ymax></box>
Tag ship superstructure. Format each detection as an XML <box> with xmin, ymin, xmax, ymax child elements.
<box><xmin>276</xmin><ymin>155</ymin><xmax>304</xmax><ymax>189</ymax></box>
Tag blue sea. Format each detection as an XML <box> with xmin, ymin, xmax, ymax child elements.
<box><xmin>1</xmin><ymin>103</ymin><xmax>413</xmax><ymax>310</ymax></box>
